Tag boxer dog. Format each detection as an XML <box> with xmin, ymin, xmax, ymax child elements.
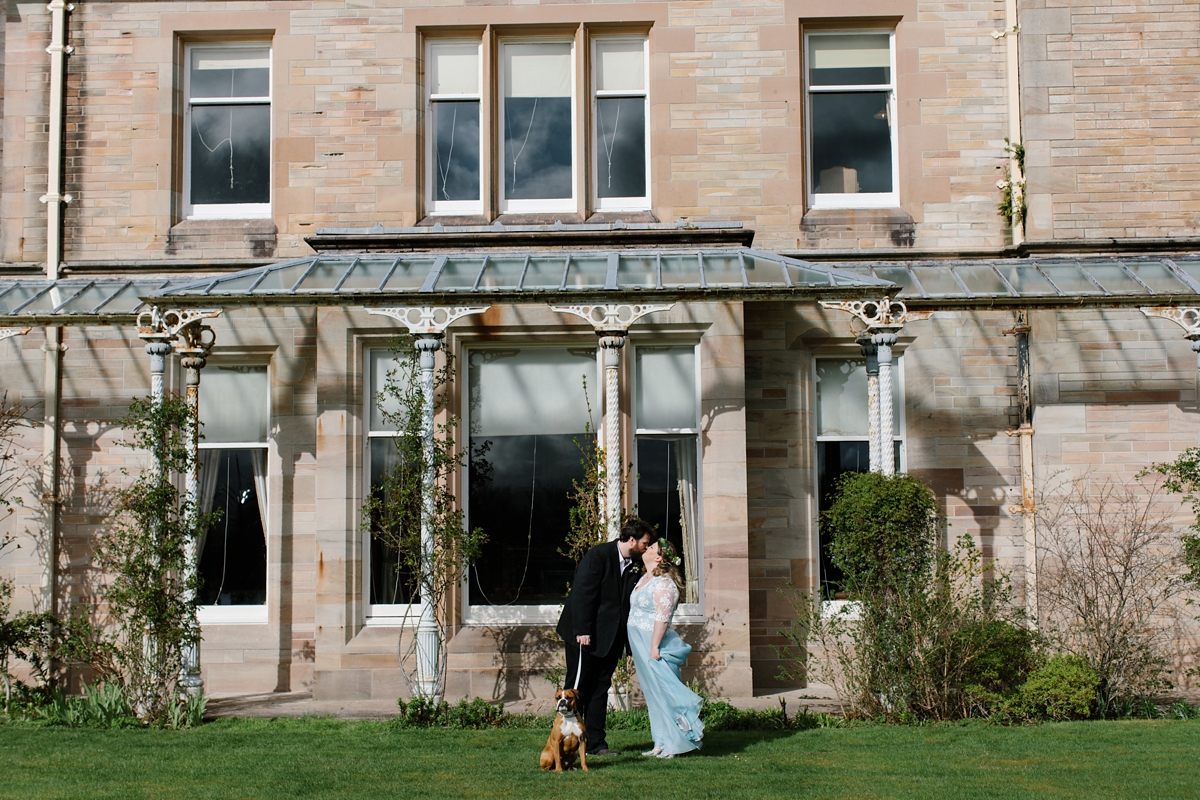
<box><xmin>539</xmin><ymin>688</ymin><xmax>589</xmax><ymax>772</ymax></box>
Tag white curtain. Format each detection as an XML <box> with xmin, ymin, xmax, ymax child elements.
<box><xmin>249</xmin><ymin>448</ymin><xmax>269</xmax><ymax>534</ymax></box>
<box><xmin>197</xmin><ymin>449</ymin><xmax>223</xmax><ymax>556</ymax></box>
<box><xmin>674</xmin><ymin>437</ymin><xmax>700</xmax><ymax>604</ymax></box>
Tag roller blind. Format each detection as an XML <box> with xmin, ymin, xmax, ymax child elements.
<box><xmin>636</xmin><ymin>346</ymin><xmax>697</xmax><ymax>431</ymax></box>
<box><xmin>430</xmin><ymin>42</ymin><xmax>479</xmax><ymax>96</ymax></box>
<box><xmin>504</xmin><ymin>42</ymin><xmax>572</xmax><ymax>98</ymax></box>
<box><xmin>468</xmin><ymin>348</ymin><xmax>595</xmax><ymax>436</ymax></box>
<box><xmin>199</xmin><ymin>365</ymin><xmax>268</xmax><ymax>444</ymax></box>
<box><xmin>595</xmin><ymin>39</ymin><xmax>644</xmax><ymax>92</ymax></box>
<box><xmin>815</xmin><ymin>358</ymin><xmax>900</xmax><ymax>437</ymax></box>
<box><xmin>369</xmin><ymin>350</ymin><xmax>415</xmax><ymax>432</ymax></box>
<box><xmin>808</xmin><ymin>34</ymin><xmax>890</xmax><ymax>71</ymax></box>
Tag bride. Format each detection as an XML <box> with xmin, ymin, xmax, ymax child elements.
<box><xmin>626</xmin><ymin>539</ymin><xmax>704</xmax><ymax>758</ymax></box>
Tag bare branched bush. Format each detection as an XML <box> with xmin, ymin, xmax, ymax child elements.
<box><xmin>1035</xmin><ymin>474</ymin><xmax>1184</xmax><ymax>714</ymax></box>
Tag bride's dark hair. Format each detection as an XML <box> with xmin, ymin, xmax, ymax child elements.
<box><xmin>652</xmin><ymin>539</ymin><xmax>686</xmax><ymax>593</ymax></box>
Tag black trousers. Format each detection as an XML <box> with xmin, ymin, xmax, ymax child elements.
<box><xmin>563</xmin><ymin>635</ymin><xmax>623</xmax><ymax>752</ymax></box>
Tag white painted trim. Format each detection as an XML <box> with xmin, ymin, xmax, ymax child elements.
<box><xmin>591</xmin><ymin>35</ymin><xmax>650</xmax><ymax>212</ymax></box>
<box><xmin>425</xmin><ymin>38</ymin><xmax>484</xmax><ymax>216</ymax></box>
<box><xmin>198</xmin><ymin>604</ymin><xmax>267</xmax><ymax>625</ymax></box>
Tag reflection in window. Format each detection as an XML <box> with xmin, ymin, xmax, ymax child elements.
<box><xmin>197</xmin><ymin>365</ymin><xmax>269</xmax><ymax>607</ymax></box>
<box><xmin>807</xmin><ymin>33</ymin><xmax>895</xmax><ymax>203</ymax></box>
<box><xmin>635</xmin><ymin>346</ymin><xmax>700</xmax><ymax>604</ymax></box>
<box><xmin>814</xmin><ymin>358</ymin><xmax>903</xmax><ymax>599</ymax></box>
<box><xmin>186</xmin><ymin>46</ymin><xmax>271</xmax><ymax>216</ymax></box>
<box><xmin>467</xmin><ymin>348</ymin><xmax>596</xmax><ymax>606</ymax></box>
<box><xmin>502</xmin><ymin>42</ymin><xmax>574</xmax><ymax>207</ymax></box>
<box><xmin>593</xmin><ymin>38</ymin><xmax>648</xmax><ymax>208</ymax></box>
<box><xmin>428</xmin><ymin>42</ymin><xmax>482</xmax><ymax>212</ymax></box>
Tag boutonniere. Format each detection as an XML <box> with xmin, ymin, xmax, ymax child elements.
<box><xmin>629</xmin><ymin>562</ymin><xmax>645</xmax><ymax>575</ymax></box>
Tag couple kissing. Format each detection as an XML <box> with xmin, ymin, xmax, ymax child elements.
<box><xmin>555</xmin><ymin>518</ymin><xmax>704</xmax><ymax>759</ymax></box>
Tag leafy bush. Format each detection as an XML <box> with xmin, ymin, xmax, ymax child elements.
<box><xmin>779</xmin><ymin>473</ymin><xmax>1037</xmax><ymax>722</ymax></box>
<box><xmin>1009</xmin><ymin>655</ymin><xmax>1098</xmax><ymax>722</ymax></box>
<box><xmin>31</xmin><ymin>683</ymin><xmax>139</xmax><ymax>729</ymax></box>
<box><xmin>392</xmin><ymin>697</ymin><xmax>508</xmax><ymax>729</ymax></box>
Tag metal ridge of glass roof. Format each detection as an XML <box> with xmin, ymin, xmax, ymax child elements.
<box><xmin>145</xmin><ymin>248</ymin><xmax>896</xmax><ymax>305</ymax></box>
<box><xmin>833</xmin><ymin>255</ymin><xmax>1200</xmax><ymax>307</ymax></box>
<box><xmin>0</xmin><ymin>277</ymin><xmax>184</xmax><ymax>325</ymax></box>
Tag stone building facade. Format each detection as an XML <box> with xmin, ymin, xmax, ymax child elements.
<box><xmin>1</xmin><ymin>0</ymin><xmax>1198</xmax><ymax>700</ymax></box>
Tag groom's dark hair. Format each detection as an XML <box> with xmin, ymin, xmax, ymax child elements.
<box><xmin>618</xmin><ymin>516</ymin><xmax>658</xmax><ymax>544</ymax></box>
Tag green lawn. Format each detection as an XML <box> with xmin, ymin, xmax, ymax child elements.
<box><xmin>0</xmin><ymin>717</ymin><xmax>1195</xmax><ymax>799</ymax></box>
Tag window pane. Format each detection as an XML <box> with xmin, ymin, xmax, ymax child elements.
<box><xmin>636</xmin><ymin>346</ymin><xmax>696</xmax><ymax>430</ymax></box>
<box><xmin>596</xmin><ymin>97</ymin><xmax>646</xmax><ymax>198</ymax></box>
<box><xmin>369</xmin><ymin>350</ymin><xmax>413</xmax><ymax>432</ymax></box>
<box><xmin>198</xmin><ymin>449</ymin><xmax>267</xmax><ymax>606</ymax></box>
<box><xmin>468</xmin><ymin>348</ymin><xmax>595</xmax><ymax>436</ymax></box>
<box><xmin>430</xmin><ymin>42</ymin><xmax>479</xmax><ymax>95</ymax></box>
<box><xmin>469</xmin><ymin>433</ymin><xmax>587</xmax><ymax>605</ymax></box>
<box><xmin>190</xmin><ymin>104</ymin><xmax>271</xmax><ymax>205</ymax></box>
<box><xmin>809</xmin><ymin>34</ymin><xmax>889</xmax><ymax>86</ymax></box>
<box><xmin>190</xmin><ymin>47</ymin><xmax>270</xmax><ymax>98</ymax></box>
<box><xmin>369</xmin><ymin>438</ymin><xmax>416</xmax><ymax>606</ymax></box>
<box><xmin>636</xmin><ymin>436</ymin><xmax>699</xmax><ymax>604</ymax></box>
<box><xmin>200</xmin><ymin>365</ymin><xmax>268</xmax><ymax>443</ymax></box>
<box><xmin>815</xmin><ymin>359</ymin><xmax>899</xmax><ymax>437</ymax></box>
<box><xmin>431</xmin><ymin>100</ymin><xmax>480</xmax><ymax>202</ymax></box>
<box><xmin>811</xmin><ymin>92</ymin><xmax>892</xmax><ymax>194</ymax></box>
<box><xmin>595</xmin><ymin>39</ymin><xmax>644</xmax><ymax>92</ymax></box>
<box><xmin>503</xmin><ymin>43</ymin><xmax>573</xmax><ymax>200</ymax></box>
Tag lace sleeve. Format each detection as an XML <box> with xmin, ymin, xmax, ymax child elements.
<box><xmin>651</xmin><ymin>578</ymin><xmax>680</xmax><ymax>623</ymax></box>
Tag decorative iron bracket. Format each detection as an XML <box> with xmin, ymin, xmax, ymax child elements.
<box><xmin>819</xmin><ymin>296</ymin><xmax>932</xmax><ymax>331</ymax></box>
<box><xmin>548</xmin><ymin>303</ymin><xmax>674</xmax><ymax>334</ymax></box>
<box><xmin>0</xmin><ymin>327</ymin><xmax>31</xmax><ymax>343</ymax></box>
<box><xmin>1141</xmin><ymin>306</ymin><xmax>1200</xmax><ymax>339</ymax></box>
<box><xmin>366</xmin><ymin>306</ymin><xmax>489</xmax><ymax>335</ymax></box>
<box><xmin>136</xmin><ymin>307</ymin><xmax>222</xmax><ymax>342</ymax></box>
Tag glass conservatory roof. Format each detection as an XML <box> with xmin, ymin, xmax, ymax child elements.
<box><xmin>145</xmin><ymin>248</ymin><xmax>894</xmax><ymax>306</ymax></box>
<box><xmin>833</xmin><ymin>255</ymin><xmax>1200</xmax><ymax>307</ymax></box>
<box><xmin>0</xmin><ymin>278</ymin><xmax>180</xmax><ymax>325</ymax></box>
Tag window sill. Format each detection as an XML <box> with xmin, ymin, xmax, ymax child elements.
<box><xmin>800</xmin><ymin>207</ymin><xmax>916</xmax><ymax>247</ymax></box>
<box><xmin>197</xmin><ymin>605</ymin><xmax>268</xmax><ymax>625</ymax></box>
<box><xmin>167</xmin><ymin>218</ymin><xmax>278</xmax><ymax>258</ymax></box>
<box><xmin>463</xmin><ymin>604</ymin><xmax>564</xmax><ymax>626</ymax></box>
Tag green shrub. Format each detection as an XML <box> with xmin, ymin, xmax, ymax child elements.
<box><xmin>1013</xmin><ymin>655</ymin><xmax>1099</xmax><ymax>721</ymax></box>
<box><xmin>31</xmin><ymin>683</ymin><xmax>141</xmax><ymax>729</ymax></box>
<box><xmin>605</xmin><ymin>708</ymin><xmax>650</xmax><ymax>730</ymax></box>
<box><xmin>392</xmin><ymin>697</ymin><xmax>507</xmax><ymax>729</ymax></box>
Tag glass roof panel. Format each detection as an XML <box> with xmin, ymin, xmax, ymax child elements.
<box><xmin>992</xmin><ymin>264</ymin><xmax>1058</xmax><ymax>296</ymax></box>
<box><xmin>250</xmin><ymin>264</ymin><xmax>310</xmax><ymax>294</ymax></box>
<box><xmin>564</xmin><ymin>256</ymin><xmax>608</xmax><ymax>290</ymax></box>
<box><xmin>1123</xmin><ymin>260</ymin><xmax>1192</xmax><ymax>294</ymax></box>
<box><xmin>1172</xmin><ymin>259</ymin><xmax>1200</xmax><ymax>290</ymax></box>
<box><xmin>865</xmin><ymin>266</ymin><xmax>918</xmax><ymax>296</ymax></box>
<box><xmin>436</xmin><ymin>257</ymin><xmax>486</xmax><ymax>291</ymax></box>
<box><xmin>701</xmin><ymin>253</ymin><xmax>744</xmax><ymax>289</ymax></box>
<box><xmin>384</xmin><ymin>257</ymin><xmax>438</xmax><ymax>292</ymax></box>
<box><xmin>0</xmin><ymin>285</ymin><xmax>50</xmax><ymax>313</ymax></box>
<box><xmin>332</xmin><ymin>256</ymin><xmax>396</xmax><ymax>292</ymax></box>
<box><xmin>909</xmin><ymin>266</ymin><xmax>963</xmax><ymax>297</ymax></box>
<box><xmin>523</xmin><ymin>256</ymin><xmax>569</xmax><ymax>291</ymax></box>
<box><xmin>293</xmin><ymin>258</ymin><xmax>353</xmax><ymax>292</ymax></box>
<box><xmin>205</xmin><ymin>271</ymin><xmax>268</xmax><ymax>296</ymax></box>
<box><xmin>954</xmin><ymin>265</ymin><xmax>1012</xmax><ymax>297</ymax></box>
<box><xmin>93</xmin><ymin>282</ymin><xmax>155</xmax><ymax>313</ymax></box>
<box><xmin>12</xmin><ymin>284</ymin><xmax>73</xmax><ymax>314</ymax></box>
<box><xmin>1038</xmin><ymin>263</ymin><xmax>1104</xmax><ymax>295</ymax></box>
<box><xmin>1078</xmin><ymin>263</ymin><xmax>1148</xmax><ymax>296</ymax></box>
<box><xmin>743</xmin><ymin>254</ymin><xmax>788</xmax><ymax>287</ymax></box>
<box><xmin>57</xmin><ymin>283</ymin><xmax>125</xmax><ymax>314</ymax></box>
<box><xmin>617</xmin><ymin>254</ymin><xmax>658</xmax><ymax>289</ymax></box>
<box><xmin>476</xmin><ymin>256</ymin><xmax>527</xmax><ymax>291</ymax></box>
<box><xmin>660</xmin><ymin>255</ymin><xmax>702</xmax><ymax>289</ymax></box>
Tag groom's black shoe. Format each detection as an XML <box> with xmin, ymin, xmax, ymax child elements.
<box><xmin>587</xmin><ymin>747</ymin><xmax>622</xmax><ymax>757</ymax></box>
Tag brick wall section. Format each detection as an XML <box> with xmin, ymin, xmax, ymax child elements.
<box><xmin>1021</xmin><ymin>0</ymin><xmax>1200</xmax><ymax>241</ymax></box>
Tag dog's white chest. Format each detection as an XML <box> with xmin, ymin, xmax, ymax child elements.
<box><xmin>559</xmin><ymin>716</ymin><xmax>583</xmax><ymax>738</ymax></box>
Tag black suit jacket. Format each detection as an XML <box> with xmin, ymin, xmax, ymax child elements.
<box><xmin>556</xmin><ymin>540</ymin><xmax>638</xmax><ymax>660</ymax></box>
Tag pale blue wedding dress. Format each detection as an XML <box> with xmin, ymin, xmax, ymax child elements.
<box><xmin>627</xmin><ymin>575</ymin><xmax>704</xmax><ymax>756</ymax></box>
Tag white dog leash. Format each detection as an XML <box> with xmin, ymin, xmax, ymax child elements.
<box><xmin>573</xmin><ymin>642</ymin><xmax>584</xmax><ymax>691</ymax></box>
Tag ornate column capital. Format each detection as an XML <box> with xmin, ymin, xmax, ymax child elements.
<box><xmin>819</xmin><ymin>296</ymin><xmax>932</xmax><ymax>332</ymax></box>
<box><xmin>366</xmin><ymin>306</ymin><xmax>489</xmax><ymax>335</ymax></box>
<box><xmin>0</xmin><ymin>327</ymin><xmax>31</xmax><ymax>343</ymax></box>
<box><xmin>136</xmin><ymin>306</ymin><xmax>221</xmax><ymax>344</ymax></box>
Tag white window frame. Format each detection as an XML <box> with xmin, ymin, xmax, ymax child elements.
<box><xmin>183</xmin><ymin>42</ymin><xmax>273</xmax><ymax>221</ymax></box>
<box><xmin>804</xmin><ymin>30</ymin><xmax>899</xmax><ymax>210</ymax></box>
<box><xmin>498</xmin><ymin>38</ymin><xmax>578</xmax><ymax>216</ymax></box>
<box><xmin>196</xmin><ymin>362</ymin><xmax>270</xmax><ymax>626</ymax></box>
<box><xmin>363</xmin><ymin>347</ymin><xmax>420</xmax><ymax>624</ymax></box>
<box><xmin>811</xmin><ymin>354</ymin><xmax>906</xmax><ymax>613</ymax></box>
<box><xmin>591</xmin><ymin>35</ymin><xmax>651</xmax><ymax>212</ymax></box>
<box><xmin>460</xmin><ymin>343</ymin><xmax>600</xmax><ymax>626</ymax></box>
<box><xmin>425</xmin><ymin>39</ymin><xmax>485</xmax><ymax>217</ymax></box>
<box><xmin>631</xmin><ymin>341</ymin><xmax>704</xmax><ymax>623</ymax></box>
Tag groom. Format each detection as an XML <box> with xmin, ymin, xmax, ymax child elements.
<box><xmin>557</xmin><ymin>517</ymin><xmax>658</xmax><ymax>756</ymax></box>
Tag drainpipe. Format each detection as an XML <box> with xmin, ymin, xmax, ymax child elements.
<box><xmin>1005</xmin><ymin>311</ymin><xmax>1036</xmax><ymax>625</ymax></box>
<box><xmin>1001</xmin><ymin>0</ymin><xmax>1024</xmax><ymax>246</ymax></box>
<box><xmin>39</xmin><ymin>0</ymin><xmax>72</xmax><ymax>621</ymax></box>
